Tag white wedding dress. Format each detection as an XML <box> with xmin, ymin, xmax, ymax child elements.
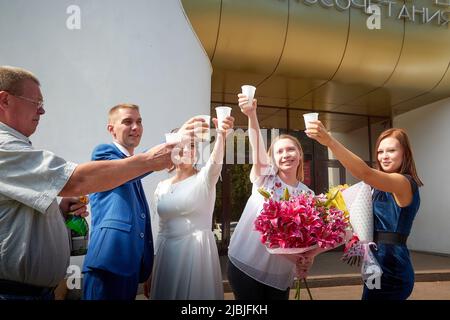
<box><xmin>150</xmin><ymin>159</ymin><xmax>224</xmax><ymax>300</ymax></box>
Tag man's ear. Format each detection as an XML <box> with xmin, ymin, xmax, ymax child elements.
<box><xmin>0</xmin><ymin>91</ymin><xmax>10</xmax><ymax>111</ymax></box>
<box><xmin>107</xmin><ymin>124</ymin><xmax>115</xmax><ymax>136</ymax></box>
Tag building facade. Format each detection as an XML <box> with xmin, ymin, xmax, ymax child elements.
<box><xmin>1</xmin><ymin>0</ymin><xmax>449</xmax><ymax>261</ymax></box>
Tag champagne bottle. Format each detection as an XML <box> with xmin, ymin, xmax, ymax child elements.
<box><xmin>65</xmin><ymin>196</ymin><xmax>89</xmax><ymax>236</ymax></box>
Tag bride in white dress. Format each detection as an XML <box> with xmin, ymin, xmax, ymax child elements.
<box><xmin>150</xmin><ymin>116</ymin><xmax>234</xmax><ymax>300</ymax></box>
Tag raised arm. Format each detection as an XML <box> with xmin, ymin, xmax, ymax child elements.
<box><xmin>306</xmin><ymin>121</ymin><xmax>412</xmax><ymax>206</ymax></box>
<box><xmin>61</xmin><ymin>116</ymin><xmax>206</xmax><ymax>197</ymax></box>
<box><xmin>198</xmin><ymin>116</ymin><xmax>235</xmax><ymax>188</ymax></box>
<box><xmin>237</xmin><ymin>94</ymin><xmax>271</xmax><ymax>182</ymax></box>
<box><xmin>209</xmin><ymin>116</ymin><xmax>235</xmax><ymax>164</ymax></box>
<box><xmin>59</xmin><ymin>143</ymin><xmax>174</xmax><ymax>197</ymax></box>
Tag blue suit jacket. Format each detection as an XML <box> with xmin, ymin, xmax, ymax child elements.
<box><xmin>82</xmin><ymin>143</ymin><xmax>154</xmax><ymax>282</ymax></box>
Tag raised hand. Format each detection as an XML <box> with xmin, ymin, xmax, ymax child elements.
<box><xmin>237</xmin><ymin>93</ymin><xmax>257</xmax><ymax>116</ymax></box>
<box><xmin>178</xmin><ymin>116</ymin><xmax>209</xmax><ymax>139</ymax></box>
<box><xmin>146</xmin><ymin>143</ymin><xmax>176</xmax><ymax>171</ymax></box>
<box><xmin>212</xmin><ymin>116</ymin><xmax>235</xmax><ymax>138</ymax></box>
<box><xmin>305</xmin><ymin>120</ymin><xmax>332</xmax><ymax>147</ymax></box>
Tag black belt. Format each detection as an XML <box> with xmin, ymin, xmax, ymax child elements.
<box><xmin>0</xmin><ymin>279</ymin><xmax>54</xmax><ymax>297</ymax></box>
<box><xmin>374</xmin><ymin>232</ymin><xmax>408</xmax><ymax>245</ymax></box>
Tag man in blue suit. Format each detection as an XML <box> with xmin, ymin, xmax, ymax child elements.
<box><xmin>82</xmin><ymin>103</ymin><xmax>157</xmax><ymax>300</ymax></box>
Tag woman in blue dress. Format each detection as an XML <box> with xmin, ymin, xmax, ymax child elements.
<box><xmin>306</xmin><ymin>122</ymin><xmax>423</xmax><ymax>300</ymax></box>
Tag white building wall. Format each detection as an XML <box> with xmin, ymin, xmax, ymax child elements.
<box><xmin>0</xmin><ymin>0</ymin><xmax>212</xmax><ymax>264</ymax></box>
<box><xmin>394</xmin><ymin>97</ymin><xmax>450</xmax><ymax>255</ymax></box>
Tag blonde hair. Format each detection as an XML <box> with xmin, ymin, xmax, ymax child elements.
<box><xmin>0</xmin><ymin>66</ymin><xmax>40</xmax><ymax>95</ymax></box>
<box><xmin>108</xmin><ymin>103</ymin><xmax>140</xmax><ymax>123</ymax></box>
<box><xmin>268</xmin><ymin>134</ymin><xmax>305</xmax><ymax>182</ymax></box>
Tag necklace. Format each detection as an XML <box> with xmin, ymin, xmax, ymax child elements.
<box><xmin>169</xmin><ymin>182</ymin><xmax>177</xmax><ymax>194</ymax></box>
<box><xmin>168</xmin><ymin>174</ymin><xmax>197</xmax><ymax>194</ymax></box>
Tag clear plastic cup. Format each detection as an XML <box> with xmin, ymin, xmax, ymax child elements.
<box><xmin>215</xmin><ymin>106</ymin><xmax>232</xmax><ymax>130</ymax></box>
<box><xmin>195</xmin><ymin>114</ymin><xmax>211</xmax><ymax>141</ymax></box>
<box><xmin>241</xmin><ymin>85</ymin><xmax>256</xmax><ymax>107</ymax></box>
<box><xmin>197</xmin><ymin>114</ymin><xmax>211</xmax><ymax>126</ymax></box>
<box><xmin>303</xmin><ymin>112</ymin><xmax>319</xmax><ymax>129</ymax></box>
<box><xmin>165</xmin><ymin>132</ymin><xmax>182</xmax><ymax>143</ymax></box>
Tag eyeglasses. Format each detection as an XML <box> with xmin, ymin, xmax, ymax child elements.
<box><xmin>13</xmin><ymin>94</ymin><xmax>44</xmax><ymax>109</ymax></box>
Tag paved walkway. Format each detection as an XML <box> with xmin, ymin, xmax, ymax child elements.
<box><xmin>222</xmin><ymin>281</ymin><xmax>450</xmax><ymax>300</ymax></box>
<box><xmin>222</xmin><ymin>250</ymin><xmax>450</xmax><ymax>300</ymax></box>
<box><xmin>136</xmin><ymin>250</ymin><xmax>450</xmax><ymax>300</ymax></box>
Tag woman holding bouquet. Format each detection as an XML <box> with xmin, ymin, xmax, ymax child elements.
<box><xmin>149</xmin><ymin>116</ymin><xmax>234</xmax><ymax>300</ymax></box>
<box><xmin>306</xmin><ymin>122</ymin><xmax>422</xmax><ymax>300</ymax></box>
<box><xmin>227</xmin><ymin>94</ymin><xmax>314</xmax><ymax>300</ymax></box>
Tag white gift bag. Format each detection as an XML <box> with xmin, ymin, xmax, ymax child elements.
<box><xmin>342</xmin><ymin>182</ymin><xmax>373</xmax><ymax>242</ymax></box>
<box><xmin>341</xmin><ymin>182</ymin><xmax>383</xmax><ymax>285</ymax></box>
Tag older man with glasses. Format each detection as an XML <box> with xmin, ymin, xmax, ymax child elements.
<box><xmin>0</xmin><ymin>66</ymin><xmax>206</xmax><ymax>300</ymax></box>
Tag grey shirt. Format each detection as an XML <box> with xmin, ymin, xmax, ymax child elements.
<box><xmin>0</xmin><ymin>121</ymin><xmax>77</xmax><ymax>287</ymax></box>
